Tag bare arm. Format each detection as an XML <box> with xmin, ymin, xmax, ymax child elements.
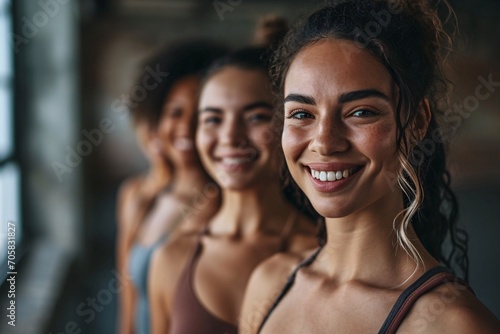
<box><xmin>400</xmin><ymin>284</ymin><xmax>500</xmax><ymax>334</ymax></box>
<box><xmin>442</xmin><ymin>305</ymin><xmax>500</xmax><ymax>334</ymax></box>
<box><xmin>116</xmin><ymin>179</ymin><xmax>140</xmax><ymax>334</ymax></box>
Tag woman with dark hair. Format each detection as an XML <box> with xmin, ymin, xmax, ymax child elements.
<box><xmin>116</xmin><ymin>40</ymin><xmax>226</xmax><ymax>334</ymax></box>
<box><xmin>241</xmin><ymin>1</ymin><xmax>500</xmax><ymax>333</ymax></box>
<box><xmin>148</xmin><ymin>40</ymin><xmax>319</xmax><ymax>333</ymax></box>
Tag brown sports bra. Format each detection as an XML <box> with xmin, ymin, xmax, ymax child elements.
<box><xmin>169</xmin><ymin>239</ymin><xmax>238</xmax><ymax>334</ymax></box>
<box><xmin>170</xmin><ymin>214</ymin><xmax>297</xmax><ymax>334</ymax></box>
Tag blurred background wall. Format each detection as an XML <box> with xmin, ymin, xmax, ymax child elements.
<box><xmin>0</xmin><ymin>0</ymin><xmax>498</xmax><ymax>333</ymax></box>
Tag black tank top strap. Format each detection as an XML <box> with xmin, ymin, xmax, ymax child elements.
<box><xmin>378</xmin><ymin>266</ymin><xmax>474</xmax><ymax>334</ymax></box>
<box><xmin>258</xmin><ymin>246</ymin><xmax>323</xmax><ymax>333</ymax></box>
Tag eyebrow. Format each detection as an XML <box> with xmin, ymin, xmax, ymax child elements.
<box><xmin>199</xmin><ymin>107</ymin><xmax>222</xmax><ymax>114</ymax></box>
<box><xmin>199</xmin><ymin>101</ymin><xmax>274</xmax><ymax>114</ymax></box>
<box><xmin>283</xmin><ymin>89</ymin><xmax>390</xmax><ymax>106</ymax></box>
<box><xmin>283</xmin><ymin>94</ymin><xmax>316</xmax><ymax>105</ymax></box>
<box><xmin>338</xmin><ymin>89</ymin><xmax>389</xmax><ymax>103</ymax></box>
<box><xmin>241</xmin><ymin>101</ymin><xmax>274</xmax><ymax>112</ymax></box>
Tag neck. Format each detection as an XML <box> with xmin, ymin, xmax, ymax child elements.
<box><xmin>143</xmin><ymin>160</ymin><xmax>171</xmax><ymax>194</ymax></box>
<box><xmin>210</xmin><ymin>182</ymin><xmax>293</xmax><ymax>237</ymax></box>
<box><xmin>318</xmin><ymin>192</ymin><xmax>436</xmax><ymax>287</ymax></box>
<box><xmin>172</xmin><ymin>163</ymin><xmax>212</xmax><ymax>195</ymax></box>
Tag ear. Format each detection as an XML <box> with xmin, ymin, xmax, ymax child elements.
<box><xmin>414</xmin><ymin>98</ymin><xmax>431</xmax><ymax>141</ymax></box>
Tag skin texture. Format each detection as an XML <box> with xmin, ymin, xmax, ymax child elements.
<box><xmin>240</xmin><ymin>39</ymin><xmax>500</xmax><ymax>334</ymax></box>
<box><xmin>116</xmin><ymin>76</ymin><xmax>220</xmax><ymax>334</ymax></box>
<box><xmin>149</xmin><ymin>66</ymin><xmax>318</xmax><ymax>334</ymax></box>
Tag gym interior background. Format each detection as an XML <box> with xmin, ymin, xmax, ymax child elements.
<box><xmin>0</xmin><ymin>0</ymin><xmax>499</xmax><ymax>333</ymax></box>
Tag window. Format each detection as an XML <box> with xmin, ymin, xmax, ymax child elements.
<box><xmin>0</xmin><ymin>0</ymin><xmax>21</xmax><ymax>270</ymax></box>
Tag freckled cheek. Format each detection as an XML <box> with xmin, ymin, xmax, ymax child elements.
<box><xmin>282</xmin><ymin>126</ymin><xmax>308</xmax><ymax>164</ymax></box>
<box><xmin>356</xmin><ymin>125</ymin><xmax>399</xmax><ymax>168</ymax></box>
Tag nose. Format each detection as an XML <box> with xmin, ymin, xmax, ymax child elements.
<box><xmin>309</xmin><ymin>116</ymin><xmax>349</xmax><ymax>156</ymax></box>
<box><xmin>219</xmin><ymin>116</ymin><xmax>246</xmax><ymax>147</ymax></box>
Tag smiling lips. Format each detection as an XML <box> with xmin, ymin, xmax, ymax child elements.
<box><xmin>305</xmin><ymin>164</ymin><xmax>363</xmax><ymax>193</ymax></box>
<box><xmin>218</xmin><ymin>154</ymin><xmax>256</xmax><ymax>172</ymax></box>
<box><xmin>311</xmin><ymin>168</ymin><xmax>349</xmax><ymax>181</ymax></box>
<box><xmin>174</xmin><ymin>138</ymin><xmax>194</xmax><ymax>151</ymax></box>
<box><xmin>309</xmin><ymin>166</ymin><xmax>362</xmax><ymax>182</ymax></box>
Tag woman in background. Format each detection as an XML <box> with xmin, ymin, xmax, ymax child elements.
<box><xmin>149</xmin><ymin>38</ymin><xmax>319</xmax><ymax>333</ymax></box>
<box><xmin>116</xmin><ymin>40</ymin><xmax>226</xmax><ymax>334</ymax></box>
<box><xmin>241</xmin><ymin>1</ymin><xmax>500</xmax><ymax>333</ymax></box>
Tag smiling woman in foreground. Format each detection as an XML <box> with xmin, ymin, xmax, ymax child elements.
<box><xmin>241</xmin><ymin>1</ymin><xmax>500</xmax><ymax>333</ymax></box>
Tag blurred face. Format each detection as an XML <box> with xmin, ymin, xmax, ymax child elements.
<box><xmin>158</xmin><ymin>76</ymin><xmax>200</xmax><ymax>167</ymax></box>
<box><xmin>135</xmin><ymin>120</ymin><xmax>163</xmax><ymax>163</ymax></box>
<box><xmin>282</xmin><ymin>39</ymin><xmax>401</xmax><ymax>218</ymax></box>
<box><xmin>197</xmin><ymin>66</ymin><xmax>280</xmax><ymax>190</ymax></box>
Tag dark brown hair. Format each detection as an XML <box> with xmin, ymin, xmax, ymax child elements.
<box><xmin>129</xmin><ymin>40</ymin><xmax>227</xmax><ymax>128</ymax></box>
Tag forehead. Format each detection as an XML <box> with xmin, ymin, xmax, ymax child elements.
<box><xmin>169</xmin><ymin>76</ymin><xmax>199</xmax><ymax>98</ymax></box>
<box><xmin>200</xmin><ymin>66</ymin><xmax>272</xmax><ymax>107</ymax></box>
<box><xmin>285</xmin><ymin>39</ymin><xmax>394</xmax><ymax>100</ymax></box>
<box><xmin>164</xmin><ymin>75</ymin><xmax>200</xmax><ymax>107</ymax></box>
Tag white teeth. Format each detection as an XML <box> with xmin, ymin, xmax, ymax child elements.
<box><xmin>174</xmin><ymin>138</ymin><xmax>194</xmax><ymax>151</ymax></box>
<box><xmin>222</xmin><ymin>157</ymin><xmax>253</xmax><ymax>165</ymax></box>
<box><xmin>310</xmin><ymin>168</ymin><xmax>352</xmax><ymax>182</ymax></box>
<box><xmin>223</xmin><ymin>158</ymin><xmax>247</xmax><ymax>164</ymax></box>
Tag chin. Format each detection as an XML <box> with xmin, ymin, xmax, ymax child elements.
<box><xmin>220</xmin><ymin>180</ymin><xmax>253</xmax><ymax>191</ymax></box>
<box><xmin>310</xmin><ymin>199</ymin><xmax>354</xmax><ymax>219</ymax></box>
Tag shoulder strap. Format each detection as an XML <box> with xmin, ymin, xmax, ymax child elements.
<box><xmin>258</xmin><ymin>247</ymin><xmax>322</xmax><ymax>333</ymax></box>
<box><xmin>378</xmin><ymin>266</ymin><xmax>473</xmax><ymax>334</ymax></box>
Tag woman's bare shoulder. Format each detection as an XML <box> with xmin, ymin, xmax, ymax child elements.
<box><xmin>118</xmin><ymin>176</ymin><xmax>143</xmax><ymax>202</ymax></box>
<box><xmin>154</xmin><ymin>231</ymin><xmax>200</xmax><ymax>270</ymax></box>
<box><xmin>400</xmin><ymin>282</ymin><xmax>500</xmax><ymax>333</ymax></box>
<box><xmin>149</xmin><ymin>231</ymin><xmax>200</xmax><ymax>294</ymax></box>
<box><xmin>255</xmin><ymin>252</ymin><xmax>304</xmax><ymax>283</ymax></box>
<box><xmin>116</xmin><ymin>176</ymin><xmax>144</xmax><ymax>226</ymax></box>
<box><xmin>240</xmin><ymin>251</ymin><xmax>313</xmax><ymax>333</ymax></box>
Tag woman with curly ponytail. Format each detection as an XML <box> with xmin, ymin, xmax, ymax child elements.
<box><xmin>241</xmin><ymin>1</ymin><xmax>500</xmax><ymax>333</ymax></box>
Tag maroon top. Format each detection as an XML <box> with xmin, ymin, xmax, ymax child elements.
<box><xmin>170</xmin><ymin>214</ymin><xmax>297</xmax><ymax>334</ymax></box>
<box><xmin>169</xmin><ymin>240</ymin><xmax>238</xmax><ymax>334</ymax></box>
